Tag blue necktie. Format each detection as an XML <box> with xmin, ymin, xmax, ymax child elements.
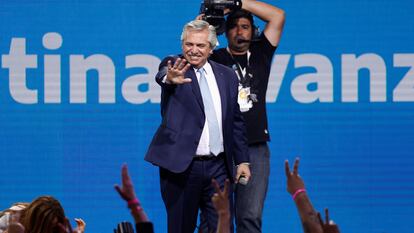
<box><xmin>197</xmin><ymin>68</ymin><xmax>221</xmax><ymax>155</ymax></box>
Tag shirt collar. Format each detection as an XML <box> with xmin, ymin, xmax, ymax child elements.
<box><xmin>193</xmin><ymin>61</ymin><xmax>213</xmax><ymax>76</ymax></box>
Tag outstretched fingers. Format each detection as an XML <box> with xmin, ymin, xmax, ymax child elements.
<box><xmin>74</xmin><ymin>218</ymin><xmax>86</xmax><ymax>233</ymax></box>
<box><xmin>114</xmin><ymin>184</ymin><xmax>125</xmax><ymax>199</ymax></box>
<box><xmin>172</xmin><ymin>58</ymin><xmax>181</xmax><ymax>69</ymax></box>
<box><xmin>176</xmin><ymin>59</ymin><xmax>187</xmax><ymax>70</ymax></box>
<box><xmin>167</xmin><ymin>58</ymin><xmax>192</xmax><ymax>84</ymax></box>
<box><xmin>293</xmin><ymin>157</ymin><xmax>300</xmax><ymax>175</ymax></box>
<box><xmin>317</xmin><ymin>212</ymin><xmax>324</xmax><ymax>226</ymax></box>
<box><xmin>114</xmin><ymin>163</ymin><xmax>135</xmax><ymax>201</ymax></box>
<box><xmin>222</xmin><ymin>179</ymin><xmax>230</xmax><ymax>195</ymax></box>
<box><xmin>284</xmin><ymin>159</ymin><xmax>291</xmax><ymax>177</ymax></box>
<box><xmin>212</xmin><ymin>179</ymin><xmax>221</xmax><ymax>194</ymax></box>
<box><xmin>167</xmin><ymin>59</ymin><xmax>173</xmax><ymax>70</ymax></box>
<box><xmin>212</xmin><ymin>179</ymin><xmax>230</xmax><ymax>196</ymax></box>
<box><xmin>121</xmin><ymin>164</ymin><xmax>133</xmax><ymax>186</ymax></box>
<box><xmin>325</xmin><ymin>208</ymin><xmax>330</xmax><ymax>224</ymax></box>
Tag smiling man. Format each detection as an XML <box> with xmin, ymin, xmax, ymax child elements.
<box><xmin>145</xmin><ymin>20</ymin><xmax>250</xmax><ymax>233</ymax></box>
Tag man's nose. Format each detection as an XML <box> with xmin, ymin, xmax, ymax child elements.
<box><xmin>236</xmin><ymin>27</ymin><xmax>244</xmax><ymax>35</ymax></box>
<box><xmin>190</xmin><ymin>46</ymin><xmax>198</xmax><ymax>53</ymax></box>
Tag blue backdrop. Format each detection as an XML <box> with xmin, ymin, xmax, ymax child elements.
<box><xmin>1</xmin><ymin>1</ymin><xmax>414</xmax><ymax>232</ymax></box>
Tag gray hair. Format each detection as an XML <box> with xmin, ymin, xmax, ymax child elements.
<box><xmin>180</xmin><ymin>20</ymin><xmax>218</xmax><ymax>50</ymax></box>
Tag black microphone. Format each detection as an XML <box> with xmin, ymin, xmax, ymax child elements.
<box><xmin>237</xmin><ymin>38</ymin><xmax>261</xmax><ymax>43</ymax></box>
<box><xmin>237</xmin><ymin>38</ymin><xmax>251</xmax><ymax>44</ymax></box>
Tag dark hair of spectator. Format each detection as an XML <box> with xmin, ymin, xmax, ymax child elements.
<box><xmin>20</xmin><ymin>196</ymin><xmax>65</xmax><ymax>233</ymax></box>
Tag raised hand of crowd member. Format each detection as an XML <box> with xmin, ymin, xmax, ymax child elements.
<box><xmin>57</xmin><ymin>217</ymin><xmax>86</xmax><ymax>233</ymax></box>
<box><xmin>165</xmin><ymin>58</ymin><xmax>192</xmax><ymax>84</ymax></box>
<box><xmin>211</xmin><ymin>179</ymin><xmax>231</xmax><ymax>233</ymax></box>
<box><xmin>285</xmin><ymin>158</ymin><xmax>305</xmax><ymax>195</ymax></box>
<box><xmin>285</xmin><ymin>158</ymin><xmax>323</xmax><ymax>233</ymax></box>
<box><xmin>74</xmin><ymin>218</ymin><xmax>86</xmax><ymax>233</ymax></box>
<box><xmin>318</xmin><ymin>209</ymin><xmax>340</xmax><ymax>233</ymax></box>
<box><xmin>2</xmin><ymin>196</ymin><xmax>84</xmax><ymax>233</ymax></box>
<box><xmin>114</xmin><ymin>164</ymin><xmax>154</xmax><ymax>233</ymax></box>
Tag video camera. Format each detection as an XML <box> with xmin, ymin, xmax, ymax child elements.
<box><xmin>199</xmin><ymin>0</ymin><xmax>242</xmax><ymax>35</ymax></box>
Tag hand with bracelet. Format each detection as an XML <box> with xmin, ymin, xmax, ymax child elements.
<box><xmin>285</xmin><ymin>158</ymin><xmax>341</xmax><ymax>233</ymax></box>
<box><xmin>114</xmin><ymin>164</ymin><xmax>149</xmax><ymax>223</ymax></box>
<box><xmin>285</xmin><ymin>158</ymin><xmax>306</xmax><ymax>199</ymax></box>
<box><xmin>285</xmin><ymin>158</ymin><xmax>323</xmax><ymax>233</ymax></box>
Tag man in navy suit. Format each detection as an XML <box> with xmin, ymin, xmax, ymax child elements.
<box><xmin>145</xmin><ymin>20</ymin><xmax>251</xmax><ymax>233</ymax></box>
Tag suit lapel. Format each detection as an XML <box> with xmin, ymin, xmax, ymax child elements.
<box><xmin>187</xmin><ymin>68</ymin><xmax>204</xmax><ymax>111</ymax></box>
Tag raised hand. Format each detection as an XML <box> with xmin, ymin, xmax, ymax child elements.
<box><xmin>318</xmin><ymin>208</ymin><xmax>341</xmax><ymax>233</ymax></box>
<box><xmin>114</xmin><ymin>164</ymin><xmax>137</xmax><ymax>202</ymax></box>
<box><xmin>195</xmin><ymin>13</ymin><xmax>205</xmax><ymax>20</ymax></box>
<box><xmin>211</xmin><ymin>179</ymin><xmax>230</xmax><ymax>216</ymax></box>
<box><xmin>166</xmin><ymin>58</ymin><xmax>192</xmax><ymax>84</ymax></box>
<box><xmin>114</xmin><ymin>164</ymin><xmax>150</xmax><ymax>223</ymax></box>
<box><xmin>74</xmin><ymin>218</ymin><xmax>86</xmax><ymax>233</ymax></box>
<box><xmin>286</xmin><ymin>158</ymin><xmax>324</xmax><ymax>233</ymax></box>
<box><xmin>285</xmin><ymin>158</ymin><xmax>305</xmax><ymax>195</ymax></box>
<box><xmin>211</xmin><ymin>179</ymin><xmax>231</xmax><ymax>233</ymax></box>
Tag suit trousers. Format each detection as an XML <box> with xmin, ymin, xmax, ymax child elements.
<box><xmin>159</xmin><ymin>153</ymin><xmax>233</xmax><ymax>233</ymax></box>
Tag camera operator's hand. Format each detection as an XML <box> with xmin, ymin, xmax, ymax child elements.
<box><xmin>196</xmin><ymin>13</ymin><xmax>205</xmax><ymax>20</ymax></box>
<box><xmin>166</xmin><ymin>58</ymin><xmax>192</xmax><ymax>84</ymax></box>
<box><xmin>232</xmin><ymin>0</ymin><xmax>242</xmax><ymax>10</ymax></box>
<box><xmin>224</xmin><ymin>8</ymin><xmax>231</xmax><ymax>15</ymax></box>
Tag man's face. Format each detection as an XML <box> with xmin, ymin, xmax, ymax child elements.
<box><xmin>226</xmin><ymin>18</ymin><xmax>252</xmax><ymax>53</ymax></box>
<box><xmin>182</xmin><ymin>29</ymin><xmax>212</xmax><ymax>69</ymax></box>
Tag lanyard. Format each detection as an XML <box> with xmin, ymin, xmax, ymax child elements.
<box><xmin>226</xmin><ymin>47</ymin><xmax>251</xmax><ymax>87</ymax></box>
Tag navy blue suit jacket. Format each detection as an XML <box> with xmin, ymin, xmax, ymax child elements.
<box><xmin>145</xmin><ymin>56</ymin><xmax>249</xmax><ymax>177</ymax></box>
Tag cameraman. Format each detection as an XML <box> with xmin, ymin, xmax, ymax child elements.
<box><xmin>208</xmin><ymin>1</ymin><xmax>285</xmax><ymax>233</ymax></box>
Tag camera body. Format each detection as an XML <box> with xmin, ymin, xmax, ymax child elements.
<box><xmin>200</xmin><ymin>0</ymin><xmax>242</xmax><ymax>35</ymax></box>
